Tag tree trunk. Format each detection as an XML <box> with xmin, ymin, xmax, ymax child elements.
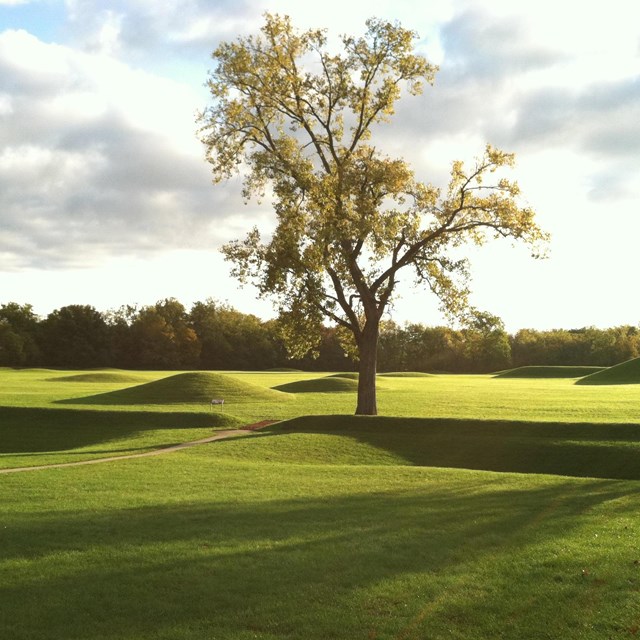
<box><xmin>355</xmin><ymin>323</ymin><xmax>379</xmax><ymax>415</ymax></box>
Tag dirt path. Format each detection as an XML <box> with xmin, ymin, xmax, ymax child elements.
<box><xmin>0</xmin><ymin>420</ymin><xmax>279</xmax><ymax>475</ymax></box>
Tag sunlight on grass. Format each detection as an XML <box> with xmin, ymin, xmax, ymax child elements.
<box><xmin>2</xmin><ymin>367</ymin><xmax>640</xmax><ymax>638</ymax></box>
<box><xmin>2</xmin><ymin>453</ymin><xmax>639</xmax><ymax>640</ymax></box>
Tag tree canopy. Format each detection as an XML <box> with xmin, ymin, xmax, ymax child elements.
<box><xmin>1</xmin><ymin>299</ymin><xmax>638</xmax><ymax>372</ymax></box>
<box><xmin>198</xmin><ymin>14</ymin><xmax>548</xmax><ymax>414</ymax></box>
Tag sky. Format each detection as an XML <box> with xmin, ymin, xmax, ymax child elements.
<box><xmin>0</xmin><ymin>0</ymin><xmax>638</xmax><ymax>332</ymax></box>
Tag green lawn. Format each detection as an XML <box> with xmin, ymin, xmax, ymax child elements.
<box><xmin>1</xmin><ymin>367</ymin><xmax>640</xmax><ymax>638</ymax></box>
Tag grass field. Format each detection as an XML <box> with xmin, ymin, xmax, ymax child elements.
<box><xmin>1</xmin><ymin>367</ymin><xmax>640</xmax><ymax>639</ymax></box>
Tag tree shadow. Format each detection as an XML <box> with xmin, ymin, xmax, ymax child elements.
<box><xmin>1</xmin><ymin>480</ymin><xmax>636</xmax><ymax>639</ymax></box>
<box><xmin>0</xmin><ymin>406</ymin><xmax>233</xmax><ymax>454</ymax></box>
<box><xmin>256</xmin><ymin>415</ymin><xmax>640</xmax><ymax>480</ymax></box>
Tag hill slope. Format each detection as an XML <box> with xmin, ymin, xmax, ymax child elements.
<box><xmin>495</xmin><ymin>366</ymin><xmax>605</xmax><ymax>379</ymax></box>
<box><xmin>216</xmin><ymin>415</ymin><xmax>640</xmax><ymax>480</ymax></box>
<box><xmin>274</xmin><ymin>376</ymin><xmax>359</xmax><ymax>393</ymax></box>
<box><xmin>51</xmin><ymin>372</ymin><xmax>146</xmax><ymax>383</ymax></box>
<box><xmin>64</xmin><ymin>371</ymin><xmax>286</xmax><ymax>405</ymax></box>
<box><xmin>576</xmin><ymin>357</ymin><xmax>640</xmax><ymax>385</ymax></box>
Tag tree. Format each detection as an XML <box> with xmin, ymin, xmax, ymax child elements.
<box><xmin>199</xmin><ymin>14</ymin><xmax>548</xmax><ymax>414</ymax></box>
<box><xmin>0</xmin><ymin>303</ymin><xmax>41</xmax><ymax>366</ymax></box>
<box><xmin>131</xmin><ymin>299</ymin><xmax>200</xmax><ymax>369</ymax></box>
<box><xmin>104</xmin><ymin>304</ymin><xmax>140</xmax><ymax>369</ymax></box>
<box><xmin>190</xmin><ymin>298</ymin><xmax>278</xmax><ymax>369</ymax></box>
<box><xmin>462</xmin><ymin>312</ymin><xmax>511</xmax><ymax>373</ymax></box>
<box><xmin>41</xmin><ymin>305</ymin><xmax>110</xmax><ymax>368</ymax></box>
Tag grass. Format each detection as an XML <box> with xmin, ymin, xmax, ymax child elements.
<box><xmin>51</xmin><ymin>372</ymin><xmax>148</xmax><ymax>383</ymax></box>
<box><xmin>211</xmin><ymin>415</ymin><xmax>640</xmax><ymax>479</ymax></box>
<box><xmin>274</xmin><ymin>375</ymin><xmax>360</xmax><ymax>393</ymax></box>
<box><xmin>0</xmin><ymin>406</ymin><xmax>240</xmax><ymax>469</ymax></box>
<box><xmin>61</xmin><ymin>370</ymin><xmax>288</xmax><ymax>405</ymax></box>
<box><xmin>328</xmin><ymin>371</ymin><xmax>360</xmax><ymax>379</ymax></box>
<box><xmin>378</xmin><ymin>371</ymin><xmax>433</xmax><ymax>377</ymax></box>
<box><xmin>2</xmin><ymin>367</ymin><xmax>640</xmax><ymax>638</ymax></box>
<box><xmin>495</xmin><ymin>365</ymin><xmax>605</xmax><ymax>378</ymax></box>
<box><xmin>2</xmin><ymin>449</ymin><xmax>640</xmax><ymax>639</ymax></box>
<box><xmin>576</xmin><ymin>356</ymin><xmax>640</xmax><ymax>385</ymax></box>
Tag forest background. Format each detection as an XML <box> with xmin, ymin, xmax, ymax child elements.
<box><xmin>1</xmin><ymin>299</ymin><xmax>638</xmax><ymax>373</ymax></box>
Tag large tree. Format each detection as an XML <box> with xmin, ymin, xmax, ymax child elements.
<box><xmin>41</xmin><ymin>305</ymin><xmax>110</xmax><ymax>368</ymax></box>
<box><xmin>198</xmin><ymin>14</ymin><xmax>547</xmax><ymax>415</ymax></box>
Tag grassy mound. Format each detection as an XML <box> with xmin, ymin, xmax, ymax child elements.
<box><xmin>327</xmin><ymin>372</ymin><xmax>359</xmax><ymax>380</ymax></box>
<box><xmin>274</xmin><ymin>376</ymin><xmax>359</xmax><ymax>393</ymax></box>
<box><xmin>495</xmin><ymin>366</ymin><xmax>605</xmax><ymax>379</ymax></box>
<box><xmin>221</xmin><ymin>415</ymin><xmax>640</xmax><ymax>479</ymax></box>
<box><xmin>378</xmin><ymin>371</ymin><xmax>432</xmax><ymax>378</ymax></box>
<box><xmin>63</xmin><ymin>371</ymin><xmax>285</xmax><ymax>405</ymax></box>
<box><xmin>50</xmin><ymin>372</ymin><xmax>146</xmax><ymax>383</ymax></box>
<box><xmin>0</xmin><ymin>406</ymin><xmax>239</xmax><ymax>457</ymax></box>
<box><xmin>576</xmin><ymin>357</ymin><xmax>640</xmax><ymax>385</ymax></box>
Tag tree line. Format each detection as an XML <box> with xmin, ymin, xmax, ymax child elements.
<box><xmin>1</xmin><ymin>299</ymin><xmax>638</xmax><ymax>372</ymax></box>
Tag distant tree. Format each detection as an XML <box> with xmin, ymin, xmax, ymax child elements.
<box><xmin>0</xmin><ymin>303</ymin><xmax>41</xmax><ymax>366</ymax></box>
<box><xmin>104</xmin><ymin>304</ymin><xmax>140</xmax><ymax>369</ymax></box>
<box><xmin>582</xmin><ymin>326</ymin><xmax>638</xmax><ymax>366</ymax></box>
<box><xmin>511</xmin><ymin>328</ymin><xmax>544</xmax><ymax>367</ymax></box>
<box><xmin>0</xmin><ymin>321</ymin><xmax>31</xmax><ymax>366</ymax></box>
<box><xmin>131</xmin><ymin>299</ymin><xmax>200</xmax><ymax>369</ymax></box>
<box><xmin>462</xmin><ymin>312</ymin><xmax>511</xmax><ymax>372</ymax></box>
<box><xmin>610</xmin><ymin>325</ymin><xmax>640</xmax><ymax>363</ymax></box>
<box><xmin>41</xmin><ymin>305</ymin><xmax>110</xmax><ymax>368</ymax></box>
<box><xmin>199</xmin><ymin>14</ymin><xmax>547</xmax><ymax>414</ymax></box>
<box><xmin>190</xmin><ymin>299</ymin><xmax>278</xmax><ymax>369</ymax></box>
<box><xmin>377</xmin><ymin>322</ymin><xmax>409</xmax><ymax>372</ymax></box>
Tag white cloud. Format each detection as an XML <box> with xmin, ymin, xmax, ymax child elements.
<box><xmin>2</xmin><ymin>1</ymin><xmax>640</xmax><ymax>328</ymax></box>
<box><xmin>0</xmin><ymin>28</ymin><xmax>257</xmax><ymax>269</ymax></box>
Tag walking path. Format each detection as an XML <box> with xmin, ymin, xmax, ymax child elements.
<box><xmin>0</xmin><ymin>420</ymin><xmax>279</xmax><ymax>475</ymax></box>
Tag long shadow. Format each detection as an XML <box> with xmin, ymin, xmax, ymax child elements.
<box><xmin>1</xmin><ymin>480</ymin><xmax>636</xmax><ymax>639</ymax></box>
<box><xmin>256</xmin><ymin>415</ymin><xmax>640</xmax><ymax>480</ymax></box>
<box><xmin>0</xmin><ymin>406</ymin><xmax>235</xmax><ymax>453</ymax></box>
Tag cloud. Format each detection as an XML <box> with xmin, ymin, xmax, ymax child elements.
<box><xmin>0</xmin><ymin>29</ymin><xmax>255</xmax><ymax>269</ymax></box>
<box><xmin>361</xmin><ymin>7</ymin><xmax>640</xmax><ymax>206</ymax></box>
<box><xmin>439</xmin><ymin>9</ymin><xmax>564</xmax><ymax>82</ymax></box>
<box><xmin>63</xmin><ymin>0</ymin><xmax>258</xmax><ymax>62</ymax></box>
<box><xmin>496</xmin><ymin>77</ymin><xmax>640</xmax><ymax>200</ymax></box>
<box><xmin>502</xmin><ymin>78</ymin><xmax>640</xmax><ymax>155</ymax></box>
<box><xmin>2</xmin><ymin>3</ymin><xmax>638</xmax><ymax>273</ymax></box>
<box><xmin>360</xmin><ymin>8</ymin><xmax>568</xmax><ymax>180</ymax></box>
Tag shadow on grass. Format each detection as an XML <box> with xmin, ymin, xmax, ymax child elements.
<box><xmin>260</xmin><ymin>415</ymin><xmax>640</xmax><ymax>480</ymax></box>
<box><xmin>1</xmin><ymin>479</ymin><xmax>636</xmax><ymax>639</ymax></box>
<box><xmin>0</xmin><ymin>406</ymin><xmax>236</xmax><ymax>454</ymax></box>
